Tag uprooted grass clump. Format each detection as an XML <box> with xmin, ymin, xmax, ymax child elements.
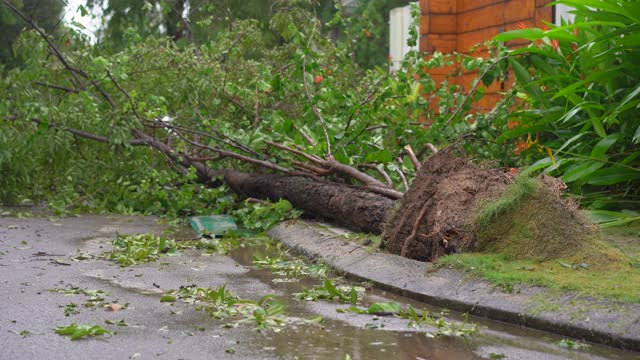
<box><xmin>470</xmin><ymin>174</ymin><xmax>623</xmax><ymax>266</ymax></box>
<box><xmin>439</xmin><ymin>174</ymin><xmax>640</xmax><ymax>302</ymax></box>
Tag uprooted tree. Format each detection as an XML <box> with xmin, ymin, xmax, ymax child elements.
<box><xmin>0</xmin><ymin>1</ymin><xmax>619</xmax><ymax>264</ymax></box>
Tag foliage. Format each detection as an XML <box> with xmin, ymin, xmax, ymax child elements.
<box><xmin>495</xmin><ymin>0</ymin><xmax>640</xmax><ymax>214</ymax></box>
<box><xmin>339</xmin><ymin>302</ymin><xmax>478</xmax><ymax>337</ymax></box>
<box><xmin>0</xmin><ymin>0</ymin><xmax>64</xmax><ymax>68</ymax></box>
<box><xmin>557</xmin><ymin>339</ymin><xmax>591</xmax><ymax>351</ymax></box>
<box><xmin>233</xmin><ymin>199</ymin><xmax>302</xmax><ymax>232</ymax></box>
<box><xmin>165</xmin><ymin>284</ymin><xmax>296</xmax><ymax>330</ymax></box>
<box><xmin>107</xmin><ymin>233</ymin><xmax>178</xmax><ymax>266</ymax></box>
<box><xmin>253</xmin><ymin>255</ymin><xmax>330</xmax><ymax>280</ymax></box>
<box><xmin>1</xmin><ymin>0</ymin><xmax>637</xmax><ymax>223</ymax></box>
<box><xmin>294</xmin><ymin>278</ymin><xmax>361</xmax><ymax>304</ymax></box>
<box><xmin>54</xmin><ymin>323</ymin><xmax>112</xmax><ymax>340</ymax></box>
<box><xmin>0</xmin><ymin>0</ymin><xmax>515</xmax><ymax>218</ymax></box>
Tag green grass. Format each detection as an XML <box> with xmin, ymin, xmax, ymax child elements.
<box><xmin>473</xmin><ymin>174</ymin><xmax>538</xmax><ymax>229</ymax></box>
<box><xmin>438</xmin><ymin>252</ymin><xmax>640</xmax><ymax>303</ymax></box>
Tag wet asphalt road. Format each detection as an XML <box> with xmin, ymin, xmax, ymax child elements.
<box><xmin>1</xmin><ymin>215</ymin><xmax>638</xmax><ymax>360</ymax></box>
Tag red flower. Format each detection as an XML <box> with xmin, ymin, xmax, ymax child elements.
<box><xmin>551</xmin><ymin>39</ymin><xmax>559</xmax><ymax>50</ymax></box>
<box><xmin>516</xmin><ymin>22</ymin><xmax>526</xmax><ymax>30</ymax></box>
<box><xmin>413</xmin><ymin>74</ymin><xmax>420</xmax><ymax>81</ymax></box>
<box><xmin>314</xmin><ymin>75</ymin><xmax>324</xmax><ymax>84</ymax></box>
<box><xmin>364</xmin><ymin>29</ymin><xmax>371</xmax><ymax>38</ymax></box>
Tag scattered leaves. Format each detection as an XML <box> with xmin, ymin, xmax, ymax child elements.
<box><xmin>54</xmin><ymin>324</ymin><xmax>112</xmax><ymax>340</ymax></box>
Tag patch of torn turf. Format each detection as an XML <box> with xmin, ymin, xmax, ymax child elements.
<box><xmin>437</xmin><ymin>253</ymin><xmax>640</xmax><ymax>303</ymax></box>
<box><xmin>471</xmin><ymin>174</ymin><xmax>624</xmax><ymax>266</ymax></box>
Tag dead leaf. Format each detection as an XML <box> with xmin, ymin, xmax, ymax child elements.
<box><xmin>105</xmin><ymin>303</ymin><xmax>123</xmax><ymax>311</ymax></box>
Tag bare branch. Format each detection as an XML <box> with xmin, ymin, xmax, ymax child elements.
<box><xmin>292</xmin><ymin>124</ymin><xmax>317</xmax><ymax>147</ymax></box>
<box><xmin>292</xmin><ymin>160</ymin><xmax>332</xmax><ymax>176</ymax></box>
<box><xmin>171</xmin><ymin>130</ymin><xmax>293</xmax><ymax>174</ymax></box>
<box><xmin>29</xmin><ymin>118</ymin><xmax>146</xmax><ymax>145</ymax></box>
<box><xmin>324</xmin><ymin>160</ymin><xmax>387</xmax><ymax>188</ymax></box>
<box><xmin>365</xmin><ymin>185</ymin><xmax>403</xmax><ymax>199</ymax></box>
<box><xmin>266</xmin><ymin>141</ymin><xmax>324</xmax><ymax>165</ymax></box>
<box><xmin>395</xmin><ymin>157</ymin><xmax>409</xmax><ymax>191</ymax></box>
<box><xmin>403</xmin><ymin>144</ymin><xmax>421</xmax><ymax>170</ymax></box>
<box><xmin>359</xmin><ymin>164</ymin><xmax>393</xmax><ymax>188</ymax></box>
<box><xmin>33</xmin><ymin>81</ymin><xmax>80</xmax><ymax>93</ymax></box>
<box><xmin>425</xmin><ymin>143</ymin><xmax>439</xmax><ymax>154</ymax></box>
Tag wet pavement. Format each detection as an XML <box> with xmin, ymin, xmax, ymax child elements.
<box><xmin>0</xmin><ymin>215</ymin><xmax>638</xmax><ymax>359</ymax></box>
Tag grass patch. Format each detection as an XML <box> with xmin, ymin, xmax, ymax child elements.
<box><xmin>438</xmin><ymin>252</ymin><xmax>640</xmax><ymax>303</ymax></box>
<box><xmin>473</xmin><ymin>174</ymin><xmax>539</xmax><ymax>229</ymax></box>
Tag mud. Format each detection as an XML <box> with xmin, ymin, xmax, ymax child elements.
<box><xmin>383</xmin><ymin>149</ymin><xmax>510</xmax><ymax>261</ymax></box>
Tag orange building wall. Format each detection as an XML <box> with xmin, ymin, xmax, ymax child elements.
<box><xmin>419</xmin><ymin>0</ymin><xmax>553</xmax><ymax>111</ymax></box>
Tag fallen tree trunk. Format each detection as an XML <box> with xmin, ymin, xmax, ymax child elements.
<box><xmin>223</xmin><ymin>150</ymin><xmax>602</xmax><ymax>263</ymax></box>
<box><xmin>224</xmin><ymin>170</ymin><xmax>394</xmax><ymax>233</ymax></box>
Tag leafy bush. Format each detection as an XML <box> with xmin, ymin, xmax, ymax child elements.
<box><xmin>495</xmin><ymin>0</ymin><xmax>640</xmax><ymax>215</ymax></box>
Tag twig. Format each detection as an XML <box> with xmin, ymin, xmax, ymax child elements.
<box><xmin>267</xmin><ymin>141</ymin><xmax>389</xmax><ymax>188</ymax></box>
<box><xmin>364</xmin><ymin>186</ymin><xmax>403</xmax><ymax>199</ymax></box>
<box><xmin>33</xmin><ymin>81</ymin><xmax>79</xmax><ymax>93</ymax></box>
<box><xmin>266</xmin><ymin>141</ymin><xmax>324</xmax><ymax>165</ymax></box>
<box><xmin>359</xmin><ymin>164</ymin><xmax>393</xmax><ymax>188</ymax></box>
<box><xmin>291</xmin><ymin>160</ymin><xmax>332</xmax><ymax>176</ymax></box>
<box><xmin>150</xmin><ymin>119</ymin><xmax>269</xmax><ymax>161</ymax></box>
<box><xmin>29</xmin><ymin>118</ymin><xmax>146</xmax><ymax>145</ymax></box>
<box><xmin>416</xmin><ymin>142</ymin><xmax>439</xmax><ymax>159</ymax></box>
<box><xmin>172</xmin><ymin>130</ymin><xmax>292</xmax><ymax>174</ymax></box>
<box><xmin>395</xmin><ymin>158</ymin><xmax>409</xmax><ymax>191</ymax></box>
<box><xmin>403</xmin><ymin>145</ymin><xmax>421</xmax><ymax>170</ymax></box>
<box><xmin>292</xmin><ymin>124</ymin><xmax>316</xmax><ymax>147</ymax></box>
<box><xmin>252</xmin><ymin>87</ymin><xmax>261</xmax><ymax>127</ymax></box>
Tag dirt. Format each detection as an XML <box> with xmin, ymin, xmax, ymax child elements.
<box><xmin>383</xmin><ymin>149</ymin><xmax>510</xmax><ymax>261</ymax></box>
<box><xmin>224</xmin><ymin>170</ymin><xmax>395</xmax><ymax>233</ymax></box>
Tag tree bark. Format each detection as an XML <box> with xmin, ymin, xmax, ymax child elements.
<box><xmin>224</xmin><ymin>170</ymin><xmax>395</xmax><ymax>233</ymax></box>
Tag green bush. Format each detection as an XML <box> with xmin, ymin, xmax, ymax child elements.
<box><xmin>495</xmin><ymin>0</ymin><xmax>640</xmax><ymax>219</ymax></box>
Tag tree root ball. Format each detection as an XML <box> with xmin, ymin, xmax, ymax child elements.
<box><xmin>382</xmin><ymin>149</ymin><xmax>606</xmax><ymax>263</ymax></box>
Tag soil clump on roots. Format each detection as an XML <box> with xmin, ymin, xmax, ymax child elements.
<box><xmin>382</xmin><ymin>149</ymin><xmax>614</xmax><ymax>263</ymax></box>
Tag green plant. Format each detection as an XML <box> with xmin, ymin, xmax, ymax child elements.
<box><xmin>60</xmin><ymin>303</ymin><xmax>80</xmax><ymax>316</ymax></box>
<box><xmin>54</xmin><ymin>324</ymin><xmax>112</xmax><ymax>340</ymax></box>
<box><xmin>233</xmin><ymin>199</ymin><xmax>302</xmax><ymax>232</ymax></box>
<box><xmin>252</xmin><ymin>255</ymin><xmax>330</xmax><ymax>280</ymax></box>
<box><xmin>165</xmin><ymin>284</ymin><xmax>303</xmax><ymax>330</ymax></box>
<box><xmin>472</xmin><ymin>174</ymin><xmax>539</xmax><ymax>229</ymax></box>
<box><xmin>107</xmin><ymin>233</ymin><xmax>178</xmax><ymax>266</ymax></box>
<box><xmin>557</xmin><ymin>339</ymin><xmax>591</xmax><ymax>351</ymax></box>
<box><xmin>495</xmin><ymin>0</ymin><xmax>640</xmax><ymax>217</ymax></box>
<box><xmin>339</xmin><ymin>302</ymin><xmax>478</xmax><ymax>337</ymax></box>
<box><xmin>294</xmin><ymin>279</ymin><xmax>361</xmax><ymax>304</ymax></box>
<box><xmin>0</xmin><ymin>0</ymin><xmax>512</xmax><ymax>219</ymax></box>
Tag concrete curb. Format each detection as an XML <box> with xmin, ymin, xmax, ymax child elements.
<box><xmin>268</xmin><ymin>220</ymin><xmax>640</xmax><ymax>351</ymax></box>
